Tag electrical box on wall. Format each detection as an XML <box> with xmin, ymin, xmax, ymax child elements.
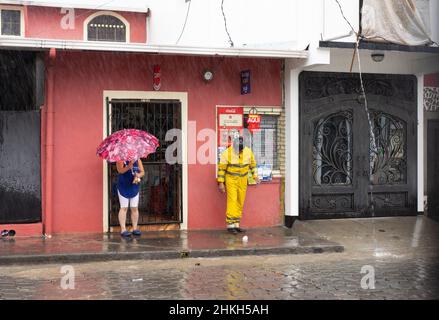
<box><xmin>241</xmin><ymin>70</ymin><xmax>251</xmax><ymax>95</ymax></box>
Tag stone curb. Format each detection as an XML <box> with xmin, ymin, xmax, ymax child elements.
<box><xmin>0</xmin><ymin>244</ymin><xmax>344</xmax><ymax>266</ymax></box>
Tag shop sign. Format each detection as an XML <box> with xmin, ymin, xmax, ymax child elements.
<box><xmin>217</xmin><ymin>107</ymin><xmax>244</xmax><ymax>162</ymax></box>
<box><xmin>217</xmin><ymin>107</ymin><xmax>244</xmax><ymax>147</ymax></box>
<box><xmin>247</xmin><ymin>113</ymin><xmax>261</xmax><ymax>133</ymax></box>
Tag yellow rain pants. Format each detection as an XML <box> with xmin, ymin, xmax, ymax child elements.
<box><xmin>217</xmin><ymin>146</ymin><xmax>257</xmax><ymax>227</ymax></box>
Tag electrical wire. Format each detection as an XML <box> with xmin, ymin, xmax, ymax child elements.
<box><xmin>334</xmin><ymin>0</ymin><xmax>358</xmax><ymax>37</ymax></box>
<box><xmin>176</xmin><ymin>0</ymin><xmax>192</xmax><ymax>45</ymax></box>
<box><xmin>221</xmin><ymin>0</ymin><xmax>234</xmax><ymax>47</ymax></box>
<box><xmin>334</xmin><ymin>0</ymin><xmax>378</xmax><ymax>215</ymax></box>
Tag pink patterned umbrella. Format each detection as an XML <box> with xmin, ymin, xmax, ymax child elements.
<box><xmin>97</xmin><ymin>129</ymin><xmax>159</xmax><ymax>162</ymax></box>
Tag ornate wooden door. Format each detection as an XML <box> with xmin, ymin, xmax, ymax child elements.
<box><xmin>299</xmin><ymin>72</ymin><xmax>417</xmax><ymax>219</ymax></box>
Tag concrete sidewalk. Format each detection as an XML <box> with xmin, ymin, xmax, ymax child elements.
<box><xmin>0</xmin><ymin>226</ymin><xmax>344</xmax><ymax>265</ymax></box>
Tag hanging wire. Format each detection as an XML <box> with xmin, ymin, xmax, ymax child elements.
<box><xmin>176</xmin><ymin>0</ymin><xmax>192</xmax><ymax>45</ymax></box>
<box><xmin>334</xmin><ymin>0</ymin><xmax>378</xmax><ymax>214</ymax></box>
<box><xmin>221</xmin><ymin>0</ymin><xmax>234</xmax><ymax>47</ymax></box>
<box><xmin>334</xmin><ymin>0</ymin><xmax>358</xmax><ymax>37</ymax></box>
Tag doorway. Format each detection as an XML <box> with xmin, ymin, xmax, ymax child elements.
<box><xmin>106</xmin><ymin>99</ymin><xmax>183</xmax><ymax>229</ymax></box>
<box><xmin>427</xmin><ymin>120</ymin><xmax>439</xmax><ymax>221</ymax></box>
<box><xmin>299</xmin><ymin>72</ymin><xmax>418</xmax><ymax>219</ymax></box>
<box><xmin>0</xmin><ymin>50</ymin><xmax>43</xmax><ymax>224</ymax></box>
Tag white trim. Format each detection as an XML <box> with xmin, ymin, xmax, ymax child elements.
<box><xmin>243</xmin><ymin>106</ymin><xmax>282</xmax><ymax>115</ymax></box>
<box><xmin>83</xmin><ymin>11</ymin><xmax>130</xmax><ymax>43</ymax></box>
<box><xmin>0</xmin><ymin>4</ymin><xmax>25</xmax><ymax>38</ymax></box>
<box><xmin>0</xmin><ymin>37</ymin><xmax>309</xmax><ymax>59</ymax></box>
<box><xmin>102</xmin><ymin>91</ymin><xmax>189</xmax><ymax>232</ymax></box>
<box><xmin>417</xmin><ymin>74</ymin><xmax>424</xmax><ymax>212</ymax></box>
<box><xmin>284</xmin><ymin>64</ymin><xmax>302</xmax><ymax>217</ymax></box>
<box><xmin>0</xmin><ymin>1</ymin><xmax>149</xmax><ymax>13</ymax></box>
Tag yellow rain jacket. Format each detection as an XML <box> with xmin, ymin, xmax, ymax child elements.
<box><xmin>217</xmin><ymin>146</ymin><xmax>258</xmax><ymax>226</ymax></box>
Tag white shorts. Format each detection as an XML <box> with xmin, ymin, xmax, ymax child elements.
<box><xmin>118</xmin><ymin>190</ymin><xmax>139</xmax><ymax>208</ymax></box>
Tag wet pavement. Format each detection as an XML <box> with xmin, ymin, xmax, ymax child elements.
<box><xmin>0</xmin><ymin>227</ymin><xmax>343</xmax><ymax>265</ymax></box>
<box><xmin>0</xmin><ymin>216</ymin><xmax>438</xmax><ymax>300</ymax></box>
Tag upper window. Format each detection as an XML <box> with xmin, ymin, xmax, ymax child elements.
<box><xmin>86</xmin><ymin>14</ymin><xmax>128</xmax><ymax>42</ymax></box>
<box><xmin>0</xmin><ymin>8</ymin><xmax>22</xmax><ymax>36</ymax></box>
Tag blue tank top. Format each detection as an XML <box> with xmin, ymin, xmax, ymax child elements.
<box><xmin>117</xmin><ymin>161</ymin><xmax>141</xmax><ymax>198</ymax></box>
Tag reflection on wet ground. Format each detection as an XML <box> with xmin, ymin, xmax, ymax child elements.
<box><xmin>0</xmin><ymin>226</ymin><xmax>342</xmax><ymax>263</ymax></box>
<box><xmin>0</xmin><ymin>216</ymin><xmax>438</xmax><ymax>300</ymax></box>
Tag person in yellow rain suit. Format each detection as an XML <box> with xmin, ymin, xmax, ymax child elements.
<box><xmin>217</xmin><ymin>136</ymin><xmax>260</xmax><ymax>234</ymax></box>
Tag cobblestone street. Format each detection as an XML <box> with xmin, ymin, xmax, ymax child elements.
<box><xmin>0</xmin><ymin>250</ymin><xmax>438</xmax><ymax>300</ymax></box>
<box><xmin>1</xmin><ymin>217</ymin><xmax>438</xmax><ymax>300</ymax></box>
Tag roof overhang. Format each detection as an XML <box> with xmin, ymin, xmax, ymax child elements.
<box><xmin>0</xmin><ymin>37</ymin><xmax>309</xmax><ymax>59</ymax></box>
<box><xmin>320</xmin><ymin>40</ymin><xmax>439</xmax><ymax>54</ymax></box>
<box><xmin>0</xmin><ymin>0</ymin><xmax>150</xmax><ymax>13</ymax></box>
<box><xmin>311</xmin><ymin>41</ymin><xmax>439</xmax><ymax>74</ymax></box>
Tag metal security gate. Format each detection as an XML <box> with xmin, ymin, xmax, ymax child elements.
<box><xmin>107</xmin><ymin>99</ymin><xmax>182</xmax><ymax>226</ymax></box>
<box><xmin>299</xmin><ymin>72</ymin><xmax>417</xmax><ymax>219</ymax></box>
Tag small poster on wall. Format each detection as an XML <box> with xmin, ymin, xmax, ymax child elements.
<box><xmin>258</xmin><ymin>164</ymin><xmax>273</xmax><ymax>182</ymax></box>
<box><xmin>217</xmin><ymin>106</ymin><xmax>244</xmax><ymax>165</ymax></box>
<box><xmin>217</xmin><ymin>106</ymin><xmax>244</xmax><ymax>146</ymax></box>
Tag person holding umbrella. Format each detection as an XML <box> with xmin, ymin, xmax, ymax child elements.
<box><xmin>97</xmin><ymin>129</ymin><xmax>159</xmax><ymax>238</ymax></box>
<box><xmin>116</xmin><ymin>159</ymin><xmax>145</xmax><ymax>237</ymax></box>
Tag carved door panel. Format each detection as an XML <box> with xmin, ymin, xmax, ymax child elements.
<box><xmin>300</xmin><ymin>72</ymin><xmax>417</xmax><ymax>219</ymax></box>
<box><xmin>367</xmin><ymin>103</ymin><xmax>417</xmax><ymax>216</ymax></box>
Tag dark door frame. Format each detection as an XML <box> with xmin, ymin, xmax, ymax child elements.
<box><xmin>427</xmin><ymin>119</ymin><xmax>439</xmax><ymax>221</ymax></box>
<box><xmin>105</xmin><ymin>98</ymin><xmax>183</xmax><ymax>227</ymax></box>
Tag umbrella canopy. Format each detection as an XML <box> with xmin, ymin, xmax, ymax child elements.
<box><xmin>97</xmin><ymin>129</ymin><xmax>159</xmax><ymax>162</ymax></box>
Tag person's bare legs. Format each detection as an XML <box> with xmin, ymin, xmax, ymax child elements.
<box><xmin>130</xmin><ymin>207</ymin><xmax>139</xmax><ymax>230</ymax></box>
<box><xmin>118</xmin><ymin>207</ymin><xmax>128</xmax><ymax>232</ymax></box>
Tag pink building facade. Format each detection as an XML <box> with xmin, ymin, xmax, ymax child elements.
<box><xmin>0</xmin><ymin>2</ymin><xmax>301</xmax><ymax>236</ymax></box>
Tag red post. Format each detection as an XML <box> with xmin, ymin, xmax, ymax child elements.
<box><xmin>43</xmin><ymin>48</ymin><xmax>56</xmax><ymax>236</ymax></box>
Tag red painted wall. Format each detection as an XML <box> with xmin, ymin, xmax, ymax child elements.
<box><xmin>25</xmin><ymin>6</ymin><xmax>147</xmax><ymax>43</ymax></box>
<box><xmin>48</xmin><ymin>51</ymin><xmax>282</xmax><ymax>233</ymax></box>
<box><xmin>425</xmin><ymin>73</ymin><xmax>439</xmax><ymax>87</ymax></box>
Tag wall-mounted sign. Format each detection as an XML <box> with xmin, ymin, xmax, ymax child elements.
<box><xmin>258</xmin><ymin>164</ymin><xmax>273</xmax><ymax>182</ymax></box>
<box><xmin>153</xmin><ymin>65</ymin><xmax>161</xmax><ymax>91</ymax></box>
<box><xmin>247</xmin><ymin>113</ymin><xmax>261</xmax><ymax>133</ymax></box>
<box><xmin>241</xmin><ymin>70</ymin><xmax>251</xmax><ymax>95</ymax></box>
<box><xmin>217</xmin><ymin>107</ymin><xmax>244</xmax><ymax>163</ymax></box>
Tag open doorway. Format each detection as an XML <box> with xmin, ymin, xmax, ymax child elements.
<box><xmin>0</xmin><ymin>50</ymin><xmax>43</xmax><ymax>224</ymax></box>
<box><xmin>106</xmin><ymin>99</ymin><xmax>182</xmax><ymax>231</ymax></box>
